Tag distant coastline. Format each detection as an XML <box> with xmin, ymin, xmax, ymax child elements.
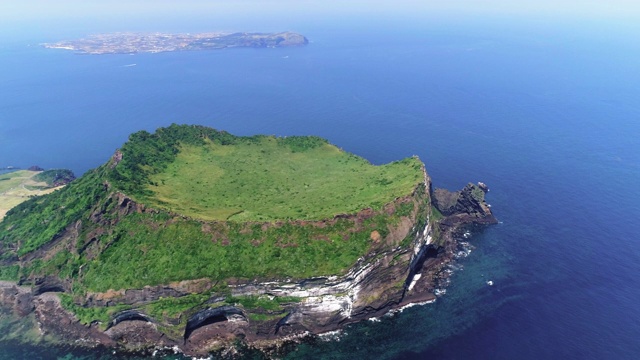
<box><xmin>42</xmin><ymin>31</ymin><xmax>308</xmax><ymax>55</ymax></box>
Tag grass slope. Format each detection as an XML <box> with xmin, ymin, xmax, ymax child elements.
<box><xmin>147</xmin><ymin>138</ymin><xmax>422</xmax><ymax>221</ymax></box>
<box><xmin>77</xmin><ymin>211</ymin><xmax>390</xmax><ymax>292</ymax></box>
<box><xmin>0</xmin><ymin>168</ymin><xmax>107</xmax><ymax>256</ymax></box>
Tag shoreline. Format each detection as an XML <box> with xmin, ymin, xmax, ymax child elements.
<box><xmin>0</xmin><ymin>215</ymin><xmax>494</xmax><ymax>358</ymax></box>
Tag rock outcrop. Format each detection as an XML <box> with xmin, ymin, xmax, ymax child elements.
<box><xmin>433</xmin><ymin>183</ymin><xmax>498</xmax><ymax>243</ymax></box>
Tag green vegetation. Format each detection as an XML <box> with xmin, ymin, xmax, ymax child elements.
<box><xmin>21</xmin><ymin>250</ymin><xmax>83</xmax><ymax>280</ymax></box>
<box><xmin>0</xmin><ymin>265</ymin><xmax>19</xmax><ymax>281</ymax></box>
<box><xmin>142</xmin><ymin>293</ymin><xmax>212</xmax><ymax>320</ymax></box>
<box><xmin>148</xmin><ymin>140</ymin><xmax>420</xmax><ymax>221</ymax></box>
<box><xmin>431</xmin><ymin>205</ymin><xmax>444</xmax><ymax>222</ymax></box>
<box><xmin>0</xmin><ymin>167</ymin><xmax>107</xmax><ymax>255</ymax></box>
<box><xmin>77</xmin><ymin>210</ymin><xmax>394</xmax><ymax>292</ymax></box>
<box><xmin>116</xmin><ymin>125</ymin><xmax>422</xmax><ymax>221</ymax></box>
<box><xmin>108</xmin><ymin>124</ymin><xmax>240</xmax><ymax>197</ymax></box>
<box><xmin>470</xmin><ymin>184</ymin><xmax>485</xmax><ymax>202</ymax></box>
<box><xmin>32</xmin><ymin>169</ymin><xmax>75</xmax><ymax>186</ymax></box>
<box><xmin>59</xmin><ymin>293</ymin><xmax>131</xmax><ymax>330</ymax></box>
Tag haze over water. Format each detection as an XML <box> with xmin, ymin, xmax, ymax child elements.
<box><xmin>1</xmin><ymin>3</ymin><xmax>640</xmax><ymax>359</ymax></box>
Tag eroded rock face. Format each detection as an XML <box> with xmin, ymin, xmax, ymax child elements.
<box><xmin>34</xmin><ymin>293</ymin><xmax>114</xmax><ymax>346</ymax></box>
<box><xmin>106</xmin><ymin>320</ymin><xmax>174</xmax><ymax>349</ymax></box>
<box><xmin>32</xmin><ymin>276</ymin><xmax>70</xmax><ymax>296</ymax></box>
<box><xmin>85</xmin><ymin>286</ymin><xmax>188</xmax><ymax>307</ymax></box>
<box><xmin>0</xmin><ymin>178</ymin><xmax>498</xmax><ymax>357</ymax></box>
<box><xmin>0</xmin><ymin>282</ymin><xmax>34</xmax><ymax>316</ymax></box>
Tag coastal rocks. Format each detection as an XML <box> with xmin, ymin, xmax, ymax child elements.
<box><xmin>106</xmin><ymin>320</ymin><xmax>172</xmax><ymax>349</ymax></box>
<box><xmin>401</xmin><ymin>182</ymin><xmax>497</xmax><ymax>309</ymax></box>
<box><xmin>433</xmin><ymin>182</ymin><xmax>496</xmax><ymax>223</ymax></box>
<box><xmin>0</xmin><ymin>281</ymin><xmax>34</xmax><ymax>316</ymax></box>
<box><xmin>184</xmin><ymin>306</ymin><xmax>247</xmax><ymax>340</ymax></box>
<box><xmin>0</xmin><ymin>177</ymin><xmax>497</xmax><ymax>356</ymax></box>
<box><xmin>33</xmin><ymin>293</ymin><xmax>114</xmax><ymax>346</ymax></box>
<box><xmin>108</xmin><ymin>310</ymin><xmax>154</xmax><ymax>329</ymax></box>
<box><xmin>0</xmin><ymin>282</ymin><xmax>113</xmax><ymax>347</ymax></box>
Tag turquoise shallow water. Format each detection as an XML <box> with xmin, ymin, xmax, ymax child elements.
<box><xmin>1</xmin><ymin>18</ymin><xmax>639</xmax><ymax>359</ymax></box>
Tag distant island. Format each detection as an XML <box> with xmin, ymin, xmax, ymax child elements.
<box><xmin>43</xmin><ymin>31</ymin><xmax>308</xmax><ymax>55</ymax></box>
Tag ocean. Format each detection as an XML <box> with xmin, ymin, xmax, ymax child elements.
<box><xmin>1</xmin><ymin>16</ymin><xmax>639</xmax><ymax>359</ymax></box>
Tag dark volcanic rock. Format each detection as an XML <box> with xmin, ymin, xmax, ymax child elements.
<box><xmin>32</xmin><ymin>276</ymin><xmax>70</xmax><ymax>296</ymax></box>
<box><xmin>106</xmin><ymin>320</ymin><xmax>174</xmax><ymax>348</ymax></box>
<box><xmin>33</xmin><ymin>293</ymin><xmax>114</xmax><ymax>346</ymax></box>
<box><xmin>185</xmin><ymin>306</ymin><xmax>246</xmax><ymax>340</ymax></box>
<box><xmin>0</xmin><ymin>282</ymin><xmax>34</xmax><ymax>316</ymax></box>
<box><xmin>433</xmin><ymin>182</ymin><xmax>496</xmax><ymax>221</ymax></box>
<box><xmin>109</xmin><ymin>309</ymin><xmax>154</xmax><ymax>329</ymax></box>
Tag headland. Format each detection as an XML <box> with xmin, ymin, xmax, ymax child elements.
<box><xmin>0</xmin><ymin>125</ymin><xmax>496</xmax><ymax>356</ymax></box>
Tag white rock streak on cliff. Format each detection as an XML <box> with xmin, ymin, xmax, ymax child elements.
<box><xmin>229</xmin><ymin>208</ymin><xmax>432</xmax><ymax>323</ymax></box>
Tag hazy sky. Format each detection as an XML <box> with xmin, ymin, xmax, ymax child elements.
<box><xmin>3</xmin><ymin>0</ymin><xmax>640</xmax><ymax>21</ymax></box>
<box><xmin>1</xmin><ymin>0</ymin><xmax>639</xmax><ymax>40</ymax></box>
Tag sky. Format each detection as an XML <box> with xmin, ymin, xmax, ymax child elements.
<box><xmin>2</xmin><ymin>0</ymin><xmax>640</xmax><ymax>23</ymax></box>
<box><xmin>0</xmin><ymin>0</ymin><xmax>639</xmax><ymax>41</ymax></box>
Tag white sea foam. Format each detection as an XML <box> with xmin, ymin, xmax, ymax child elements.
<box><xmin>318</xmin><ymin>330</ymin><xmax>343</xmax><ymax>341</ymax></box>
<box><xmin>434</xmin><ymin>288</ymin><xmax>446</xmax><ymax>296</ymax></box>
<box><xmin>386</xmin><ymin>299</ymin><xmax>436</xmax><ymax>316</ymax></box>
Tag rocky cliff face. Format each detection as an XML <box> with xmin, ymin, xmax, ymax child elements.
<box><xmin>0</xmin><ymin>178</ymin><xmax>497</xmax><ymax>357</ymax></box>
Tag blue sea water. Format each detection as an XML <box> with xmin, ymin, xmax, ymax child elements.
<box><xmin>1</xmin><ymin>16</ymin><xmax>640</xmax><ymax>359</ymax></box>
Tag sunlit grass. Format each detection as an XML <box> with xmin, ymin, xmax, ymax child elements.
<box><xmin>147</xmin><ymin>138</ymin><xmax>422</xmax><ymax>221</ymax></box>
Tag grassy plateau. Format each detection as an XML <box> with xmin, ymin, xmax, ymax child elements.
<box><xmin>146</xmin><ymin>137</ymin><xmax>422</xmax><ymax>221</ymax></box>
